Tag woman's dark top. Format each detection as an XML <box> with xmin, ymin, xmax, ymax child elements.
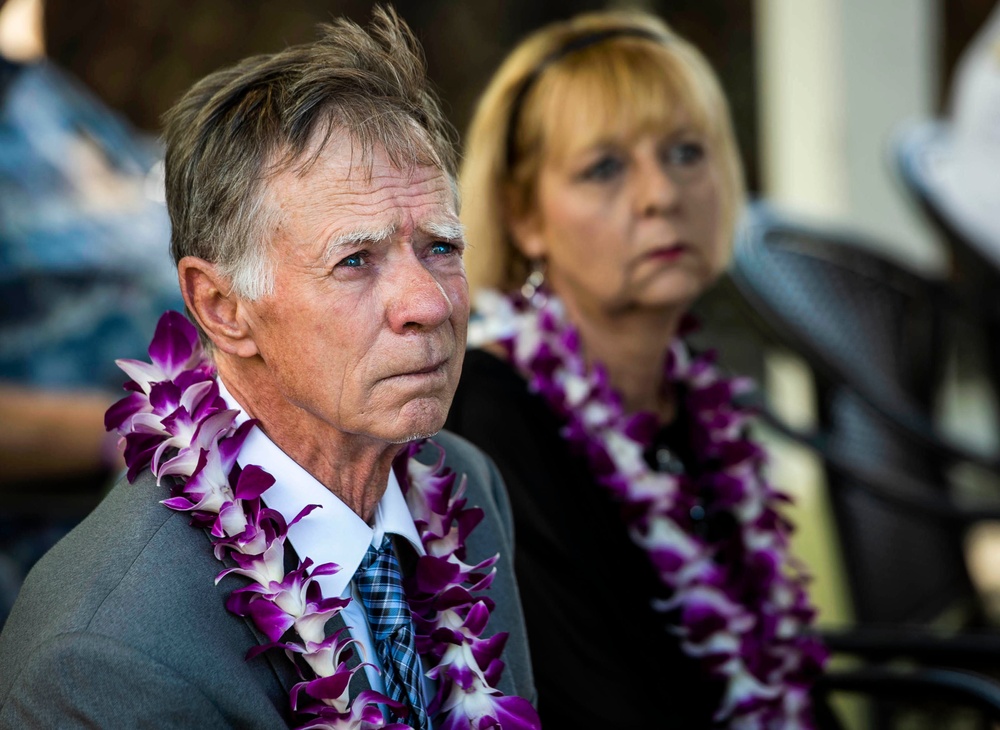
<box><xmin>444</xmin><ymin>348</ymin><xmax>723</xmax><ymax>729</ymax></box>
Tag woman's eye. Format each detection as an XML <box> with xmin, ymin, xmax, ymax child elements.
<box><xmin>580</xmin><ymin>155</ymin><xmax>624</xmax><ymax>182</ymax></box>
<box><xmin>337</xmin><ymin>252</ymin><xmax>366</xmax><ymax>268</ymax></box>
<box><xmin>665</xmin><ymin>141</ymin><xmax>706</xmax><ymax>167</ymax></box>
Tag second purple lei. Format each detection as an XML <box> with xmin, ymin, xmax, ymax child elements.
<box><xmin>472</xmin><ymin>290</ymin><xmax>827</xmax><ymax>727</ymax></box>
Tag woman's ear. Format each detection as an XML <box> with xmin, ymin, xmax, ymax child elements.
<box><xmin>505</xmin><ymin>190</ymin><xmax>547</xmax><ymax>260</ymax></box>
<box><xmin>177</xmin><ymin>256</ymin><xmax>259</xmax><ymax>358</ymax></box>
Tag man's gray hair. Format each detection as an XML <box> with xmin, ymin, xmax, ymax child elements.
<box><xmin>163</xmin><ymin>6</ymin><xmax>458</xmax><ymax>300</ymax></box>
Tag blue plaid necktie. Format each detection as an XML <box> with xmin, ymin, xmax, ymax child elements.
<box><xmin>356</xmin><ymin>535</ymin><xmax>429</xmax><ymax>730</ymax></box>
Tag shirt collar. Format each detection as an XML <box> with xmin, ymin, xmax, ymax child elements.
<box><xmin>217</xmin><ymin>377</ymin><xmax>424</xmax><ymax>598</ymax></box>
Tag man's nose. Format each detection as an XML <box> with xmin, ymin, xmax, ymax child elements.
<box><xmin>385</xmin><ymin>250</ymin><xmax>454</xmax><ymax>333</ymax></box>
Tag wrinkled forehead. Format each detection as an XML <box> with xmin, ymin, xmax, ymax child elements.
<box><xmin>269</xmin><ymin>123</ymin><xmax>459</xmax><ymax>208</ymax></box>
<box><xmin>259</xmin><ymin>133</ymin><xmax>460</xmax><ymax>252</ymax></box>
<box><xmin>531</xmin><ymin>43</ymin><xmax>716</xmax><ymax>162</ymax></box>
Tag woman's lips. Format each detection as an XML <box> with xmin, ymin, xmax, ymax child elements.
<box><xmin>644</xmin><ymin>243</ymin><xmax>688</xmax><ymax>261</ymax></box>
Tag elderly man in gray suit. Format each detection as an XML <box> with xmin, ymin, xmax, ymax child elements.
<box><xmin>0</xmin><ymin>8</ymin><xmax>538</xmax><ymax>729</ymax></box>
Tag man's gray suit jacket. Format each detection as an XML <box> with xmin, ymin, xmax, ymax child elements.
<box><xmin>0</xmin><ymin>430</ymin><xmax>535</xmax><ymax>728</ymax></box>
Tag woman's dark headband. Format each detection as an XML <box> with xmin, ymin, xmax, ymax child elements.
<box><xmin>504</xmin><ymin>27</ymin><xmax>666</xmax><ymax>171</ymax></box>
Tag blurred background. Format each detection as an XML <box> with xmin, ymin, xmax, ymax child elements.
<box><xmin>15</xmin><ymin>0</ymin><xmax>994</xmax><ymax>258</ymax></box>
<box><xmin>3</xmin><ymin>0</ymin><xmax>1000</xmax><ymax>726</ymax></box>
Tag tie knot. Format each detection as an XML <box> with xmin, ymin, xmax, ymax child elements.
<box><xmin>360</xmin><ymin>534</ymin><xmax>396</xmax><ymax>573</ymax></box>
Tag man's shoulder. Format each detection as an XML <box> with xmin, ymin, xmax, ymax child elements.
<box><xmin>429</xmin><ymin>430</ymin><xmax>505</xmax><ymax>509</ymax></box>
<box><xmin>425</xmin><ymin>431</ymin><xmax>535</xmax><ymax>702</ymax></box>
<box><xmin>432</xmin><ymin>429</ymin><xmax>491</xmax><ymax>471</ymax></box>
<box><xmin>5</xmin><ymin>471</ymin><xmax>192</xmax><ymax>623</ymax></box>
<box><xmin>0</xmin><ymin>470</ymin><xmax>290</xmax><ymax>725</ymax></box>
<box><xmin>427</xmin><ymin>430</ymin><xmax>511</xmax><ymax>549</ymax></box>
<box><xmin>0</xmin><ymin>470</ymin><xmax>220</xmax><ymax>652</ymax></box>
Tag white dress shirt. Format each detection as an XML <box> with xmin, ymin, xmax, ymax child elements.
<box><xmin>218</xmin><ymin>379</ymin><xmax>430</xmax><ymax>702</ymax></box>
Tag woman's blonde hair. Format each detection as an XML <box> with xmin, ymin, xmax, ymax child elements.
<box><xmin>460</xmin><ymin>10</ymin><xmax>745</xmax><ymax>297</ymax></box>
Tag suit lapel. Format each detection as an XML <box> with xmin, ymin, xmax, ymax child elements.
<box><xmin>341</xmin><ymin>605</ymin><xmax>374</xmax><ymax>698</ymax></box>
<box><xmin>227</xmin><ymin>537</ymin><xmax>373</xmax><ymax>702</ymax></box>
<box><xmin>222</xmin><ymin>530</ymin><xmax>425</xmax><ymax>710</ymax></box>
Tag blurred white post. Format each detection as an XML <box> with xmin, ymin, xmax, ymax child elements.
<box><xmin>755</xmin><ymin>0</ymin><xmax>850</xmax><ymax>220</ymax></box>
<box><xmin>755</xmin><ymin>0</ymin><xmax>944</xmax><ymax>272</ymax></box>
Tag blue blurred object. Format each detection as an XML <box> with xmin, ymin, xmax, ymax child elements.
<box><xmin>0</xmin><ymin>54</ymin><xmax>183</xmax><ymax>627</ymax></box>
<box><xmin>0</xmin><ymin>55</ymin><xmax>181</xmax><ymax>388</ymax></box>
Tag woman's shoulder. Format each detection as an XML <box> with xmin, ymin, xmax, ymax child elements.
<box><xmin>451</xmin><ymin>347</ymin><xmax>535</xmax><ymax>410</ymax></box>
<box><xmin>459</xmin><ymin>346</ymin><xmax>523</xmax><ymax>384</ymax></box>
<box><xmin>452</xmin><ymin>343</ymin><xmax>573</xmax><ymax>440</ymax></box>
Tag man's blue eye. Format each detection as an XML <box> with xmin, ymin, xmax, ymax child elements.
<box><xmin>339</xmin><ymin>253</ymin><xmax>365</xmax><ymax>267</ymax></box>
<box><xmin>431</xmin><ymin>242</ymin><xmax>456</xmax><ymax>255</ymax></box>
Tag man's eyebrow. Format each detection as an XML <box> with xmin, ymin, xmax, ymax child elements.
<box><xmin>424</xmin><ymin>220</ymin><xmax>465</xmax><ymax>241</ymax></box>
<box><xmin>321</xmin><ymin>220</ymin><xmax>464</xmax><ymax>263</ymax></box>
<box><xmin>322</xmin><ymin>224</ymin><xmax>396</xmax><ymax>262</ymax></box>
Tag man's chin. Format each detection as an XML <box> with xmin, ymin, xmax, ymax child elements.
<box><xmin>378</xmin><ymin>398</ymin><xmax>450</xmax><ymax>445</ymax></box>
<box><xmin>386</xmin><ymin>428</ymin><xmax>441</xmax><ymax>445</ymax></box>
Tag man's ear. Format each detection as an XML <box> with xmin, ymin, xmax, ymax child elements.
<box><xmin>177</xmin><ymin>256</ymin><xmax>258</xmax><ymax>358</ymax></box>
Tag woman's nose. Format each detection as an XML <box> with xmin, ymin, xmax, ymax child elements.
<box><xmin>635</xmin><ymin>157</ymin><xmax>681</xmax><ymax>217</ymax></box>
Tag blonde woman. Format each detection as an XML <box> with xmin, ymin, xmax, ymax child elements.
<box><xmin>445</xmin><ymin>10</ymin><xmax>825</xmax><ymax>728</ymax></box>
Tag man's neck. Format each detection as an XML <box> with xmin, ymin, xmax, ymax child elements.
<box><xmin>217</xmin><ymin>362</ymin><xmax>401</xmax><ymax>524</ymax></box>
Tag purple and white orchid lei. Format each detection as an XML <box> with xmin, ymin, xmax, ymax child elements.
<box><xmin>105</xmin><ymin>311</ymin><xmax>540</xmax><ymax>730</ymax></box>
<box><xmin>471</xmin><ymin>290</ymin><xmax>827</xmax><ymax>728</ymax></box>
